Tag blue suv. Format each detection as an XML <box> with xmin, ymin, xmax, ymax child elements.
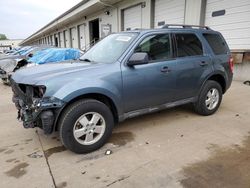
<box><xmin>10</xmin><ymin>25</ymin><xmax>233</xmax><ymax>153</ymax></box>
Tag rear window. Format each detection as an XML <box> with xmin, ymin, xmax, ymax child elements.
<box><xmin>175</xmin><ymin>34</ymin><xmax>203</xmax><ymax>57</ymax></box>
<box><xmin>203</xmin><ymin>33</ymin><xmax>228</xmax><ymax>55</ymax></box>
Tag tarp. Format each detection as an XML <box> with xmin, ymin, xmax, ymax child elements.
<box><xmin>28</xmin><ymin>48</ymin><xmax>52</xmax><ymax>63</ymax></box>
<box><xmin>29</xmin><ymin>48</ymin><xmax>81</xmax><ymax>65</ymax></box>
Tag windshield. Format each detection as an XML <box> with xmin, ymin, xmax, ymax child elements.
<box><xmin>80</xmin><ymin>33</ymin><xmax>138</xmax><ymax>63</ymax></box>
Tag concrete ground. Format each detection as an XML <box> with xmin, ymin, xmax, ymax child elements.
<box><xmin>0</xmin><ymin>81</ymin><xmax>250</xmax><ymax>188</ymax></box>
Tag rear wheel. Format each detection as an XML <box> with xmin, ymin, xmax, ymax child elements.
<box><xmin>59</xmin><ymin>99</ymin><xmax>114</xmax><ymax>154</ymax></box>
<box><xmin>194</xmin><ymin>80</ymin><xmax>222</xmax><ymax>116</ymax></box>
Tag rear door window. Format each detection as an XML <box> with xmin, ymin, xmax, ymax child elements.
<box><xmin>203</xmin><ymin>33</ymin><xmax>228</xmax><ymax>55</ymax></box>
<box><xmin>175</xmin><ymin>34</ymin><xmax>203</xmax><ymax>57</ymax></box>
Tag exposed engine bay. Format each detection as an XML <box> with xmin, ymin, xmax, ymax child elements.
<box><xmin>10</xmin><ymin>79</ymin><xmax>65</xmax><ymax>134</ymax></box>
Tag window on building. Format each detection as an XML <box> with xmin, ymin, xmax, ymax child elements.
<box><xmin>203</xmin><ymin>33</ymin><xmax>228</xmax><ymax>55</ymax></box>
<box><xmin>135</xmin><ymin>34</ymin><xmax>171</xmax><ymax>61</ymax></box>
<box><xmin>175</xmin><ymin>34</ymin><xmax>203</xmax><ymax>57</ymax></box>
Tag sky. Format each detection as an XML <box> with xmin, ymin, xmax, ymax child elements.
<box><xmin>0</xmin><ymin>0</ymin><xmax>82</xmax><ymax>39</ymax></box>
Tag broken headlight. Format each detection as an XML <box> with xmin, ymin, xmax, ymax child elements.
<box><xmin>33</xmin><ymin>85</ymin><xmax>46</xmax><ymax>98</ymax></box>
<box><xmin>18</xmin><ymin>84</ymin><xmax>46</xmax><ymax>98</ymax></box>
<box><xmin>26</xmin><ymin>63</ymin><xmax>36</xmax><ymax>68</ymax></box>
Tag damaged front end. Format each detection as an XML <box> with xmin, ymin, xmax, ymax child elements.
<box><xmin>10</xmin><ymin>79</ymin><xmax>65</xmax><ymax>134</ymax></box>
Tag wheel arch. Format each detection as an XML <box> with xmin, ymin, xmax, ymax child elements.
<box><xmin>207</xmin><ymin>74</ymin><xmax>226</xmax><ymax>94</ymax></box>
<box><xmin>54</xmin><ymin>93</ymin><xmax>120</xmax><ymax>131</ymax></box>
<box><xmin>199</xmin><ymin>72</ymin><xmax>227</xmax><ymax>95</ymax></box>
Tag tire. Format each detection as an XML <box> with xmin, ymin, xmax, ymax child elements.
<box><xmin>58</xmin><ymin>99</ymin><xmax>114</xmax><ymax>154</ymax></box>
<box><xmin>194</xmin><ymin>80</ymin><xmax>222</xmax><ymax>116</ymax></box>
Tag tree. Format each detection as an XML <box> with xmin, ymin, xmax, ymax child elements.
<box><xmin>0</xmin><ymin>34</ymin><xmax>8</xmax><ymax>40</ymax></box>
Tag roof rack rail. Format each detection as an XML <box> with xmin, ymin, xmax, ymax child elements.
<box><xmin>162</xmin><ymin>24</ymin><xmax>211</xmax><ymax>30</ymax></box>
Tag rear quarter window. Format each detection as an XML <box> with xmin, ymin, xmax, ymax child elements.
<box><xmin>203</xmin><ymin>33</ymin><xmax>228</xmax><ymax>55</ymax></box>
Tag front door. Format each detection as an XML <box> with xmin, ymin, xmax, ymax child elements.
<box><xmin>122</xmin><ymin>33</ymin><xmax>177</xmax><ymax>112</ymax></box>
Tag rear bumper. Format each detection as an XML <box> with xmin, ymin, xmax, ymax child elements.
<box><xmin>225</xmin><ymin>72</ymin><xmax>233</xmax><ymax>93</ymax></box>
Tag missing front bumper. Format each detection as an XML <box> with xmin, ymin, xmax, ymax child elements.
<box><xmin>10</xmin><ymin>79</ymin><xmax>65</xmax><ymax>134</ymax></box>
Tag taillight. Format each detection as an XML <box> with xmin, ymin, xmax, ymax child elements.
<box><xmin>229</xmin><ymin>57</ymin><xmax>234</xmax><ymax>73</ymax></box>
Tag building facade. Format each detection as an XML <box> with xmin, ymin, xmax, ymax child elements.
<box><xmin>21</xmin><ymin>0</ymin><xmax>250</xmax><ymax>61</ymax></box>
<box><xmin>0</xmin><ymin>39</ymin><xmax>23</xmax><ymax>51</ymax></box>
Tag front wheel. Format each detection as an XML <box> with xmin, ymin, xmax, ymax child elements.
<box><xmin>59</xmin><ymin>99</ymin><xmax>114</xmax><ymax>154</ymax></box>
<box><xmin>194</xmin><ymin>80</ymin><xmax>222</xmax><ymax>116</ymax></box>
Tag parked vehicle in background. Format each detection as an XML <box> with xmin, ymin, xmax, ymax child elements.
<box><xmin>0</xmin><ymin>47</ymin><xmax>23</xmax><ymax>58</ymax></box>
<box><xmin>0</xmin><ymin>51</ymin><xmax>4</xmax><ymax>58</ymax></box>
<box><xmin>4</xmin><ymin>47</ymin><xmax>22</xmax><ymax>55</ymax></box>
<box><xmin>0</xmin><ymin>46</ymin><xmax>33</xmax><ymax>60</ymax></box>
<box><xmin>0</xmin><ymin>46</ymin><xmax>49</xmax><ymax>84</ymax></box>
<box><xmin>10</xmin><ymin>25</ymin><xmax>233</xmax><ymax>154</ymax></box>
<box><xmin>27</xmin><ymin>48</ymin><xmax>83</xmax><ymax>67</ymax></box>
<box><xmin>0</xmin><ymin>48</ymin><xmax>82</xmax><ymax>84</ymax></box>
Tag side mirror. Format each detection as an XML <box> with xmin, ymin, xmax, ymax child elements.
<box><xmin>28</xmin><ymin>53</ymin><xmax>33</xmax><ymax>58</ymax></box>
<box><xmin>127</xmin><ymin>52</ymin><xmax>149</xmax><ymax>66</ymax></box>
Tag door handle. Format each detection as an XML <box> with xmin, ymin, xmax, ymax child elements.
<box><xmin>161</xmin><ymin>66</ymin><xmax>171</xmax><ymax>73</ymax></box>
<box><xmin>199</xmin><ymin>61</ymin><xmax>208</xmax><ymax>66</ymax></box>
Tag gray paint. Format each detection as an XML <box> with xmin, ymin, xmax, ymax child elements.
<box><xmin>12</xmin><ymin>29</ymin><xmax>233</xmax><ymax>128</ymax></box>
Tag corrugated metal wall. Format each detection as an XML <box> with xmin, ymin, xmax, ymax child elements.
<box><xmin>123</xmin><ymin>4</ymin><xmax>142</xmax><ymax>30</ymax></box>
<box><xmin>154</xmin><ymin>0</ymin><xmax>185</xmax><ymax>28</ymax></box>
<box><xmin>205</xmin><ymin>0</ymin><xmax>250</xmax><ymax>51</ymax></box>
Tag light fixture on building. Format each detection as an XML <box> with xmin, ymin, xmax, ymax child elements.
<box><xmin>104</xmin><ymin>10</ymin><xmax>110</xmax><ymax>15</ymax></box>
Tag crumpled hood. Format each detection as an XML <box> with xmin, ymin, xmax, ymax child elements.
<box><xmin>11</xmin><ymin>61</ymin><xmax>106</xmax><ymax>85</ymax></box>
<box><xmin>0</xmin><ymin>59</ymin><xmax>17</xmax><ymax>73</ymax></box>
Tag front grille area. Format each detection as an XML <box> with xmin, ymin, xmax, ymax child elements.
<box><xmin>18</xmin><ymin>84</ymin><xmax>26</xmax><ymax>93</ymax></box>
<box><xmin>10</xmin><ymin>79</ymin><xmax>46</xmax><ymax>106</ymax></box>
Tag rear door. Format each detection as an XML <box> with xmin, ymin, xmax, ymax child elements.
<box><xmin>203</xmin><ymin>33</ymin><xmax>232</xmax><ymax>86</ymax></box>
<box><xmin>173</xmin><ymin>32</ymin><xmax>213</xmax><ymax>100</ymax></box>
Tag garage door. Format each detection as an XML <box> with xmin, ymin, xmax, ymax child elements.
<box><xmin>70</xmin><ymin>27</ymin><xmax>78</xmax><ymax>48</ymax></box>
<box><xmin>64</xmin><ymin>30</ymin><xmax>70</xmax><ymax>48</ymax></box>
<box><xmin>123</xmin><ymin>4</ymin><xmax>142</xmax><ymax>31</ymax></box>
<box><xmin>59</xmin><ymin>32</ymin><xmax>64</xmax><ymax>47</ymax></box>
<box><xmin>205</xmin><ymin>0</ymin><xmax>250</xmax><ymax>51</ymax></box>
<box><xmin>54</xmin><ymin>33</ymin><xmax>59</xmax><ymax>47</ymax></box>
<box><xmin>50</xmin><ymin>35</ymin><xmax>53</xmax><ymax>46</ymax></box>
<box><xmin>47</xmin><ymin>36</ymin><xmax>50</xmax><ymax>45</ymax></box>
<box><xmin>78</xmin><ymin>24</ymin><xmax>86</xmax><ymax>50</ymax></box>
<box><xmin>154</xmin><ymin>0</ymin><xmax>185</xmax><ymax>28</ymax></box>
